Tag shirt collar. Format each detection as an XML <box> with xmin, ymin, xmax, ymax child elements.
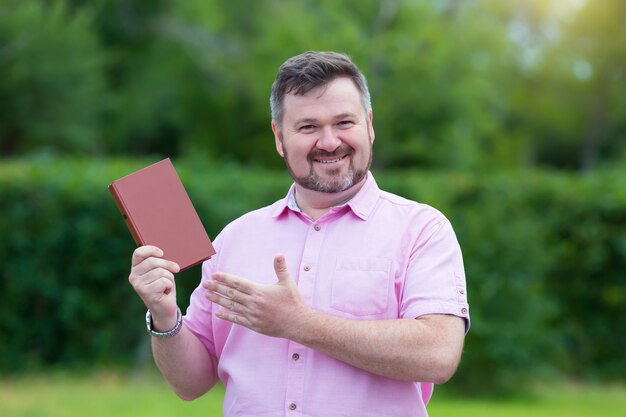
<box><xmin>345</xmin><ymin>172</ymin><xmax>380</xmax><ymax>220</ymax></box>
<box><xmin>272</xmin><ymin>172</ymin><xmax>380</xmax><ymax>220</ymax></box>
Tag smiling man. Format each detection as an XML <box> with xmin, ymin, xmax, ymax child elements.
<box><xmin>128</xmin><ymin>51</ymin><xmax>470</xmax><ymax>417</ymax></box>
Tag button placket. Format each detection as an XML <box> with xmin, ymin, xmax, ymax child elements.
<box><xmin>285</xmin><ymin>222</ymin><xmax>324</xmax><ymax>416</ymax></box>
<box><xmin>297</xmin><ymin>220</ymin><xmax>326</xmax><ymax>305</ymax></box>
<box><xmin>284</xmin><ymin>342</ymin><xmax>305</xmax><ymax>416</ymax></box>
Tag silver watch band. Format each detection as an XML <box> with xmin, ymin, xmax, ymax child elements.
<box><xmin>146</xmin><ymin>307</ymin><xmax>182</xmax><ymax>338</ymax></box>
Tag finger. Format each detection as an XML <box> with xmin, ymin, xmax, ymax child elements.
<box><xmin>139</xmin><ymin>267</ymin><xmax>176</xmax><ymax>286</ymax></box>
<box><xmin>215</xmin><ymin>309</ymin><xmax>248</xmax><ymax>327</ymax></box>
<box><xmin>206</xmin><ymin>291</ymin><xmax>242</xmax><ymax>314</ymax></box>
<box><xmin>204</xmin><ymin>280</ymin><xmax>240</xmax><ymax>301</ymax></box>
<box><xmin>211</xmin><ymin>272</ymin><xmax>254</xmax><ymax>295</ymax></box>
<box><xmin>132</xmin><ymin>245</ymin><xmax>164</xmax><ymax>267</ymax></box>
<box><xmin>140</xmin><ymin>279</ymin><xmax>176</xmax><ymax>308</ymax></box>
<box><xmin>134</xmin><ymin>257</ymin><xmax>180</xmax><ymax>276</ymax></box>
<box><xmin>273</xmin><ymin>254</ymin><xmax>290</xmax><ymax>283</ymax></box>
<box><xmin>146</xmin><ymin>276</ymin><xmax>175</xmax><ymax>297</ymax></box>
<box><xmin>133</xmin><ymin>275</ymin><xmax>175</xmax><ymax>307</ymax></box>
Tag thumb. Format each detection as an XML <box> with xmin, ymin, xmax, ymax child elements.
<box><xmin>273</xmin><ymin>254</ymin><xmax>291</xmax><ymax>283</ymax></box>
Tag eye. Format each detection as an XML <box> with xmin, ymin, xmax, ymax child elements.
<box><xmin>299</xmin><ymin>124</ymin><xmax>317</xmax><ymax>133</ymax></box>
<box><xmin>337</xmin><ymin>120</ymin><xmax>355</xmax><ymax>128</ymax></box>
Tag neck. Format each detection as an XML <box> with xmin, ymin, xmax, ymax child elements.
<box><xmin>294</xmin><ymin>177</ymin><xmax>367</xmax><ymax>221</ymax></box>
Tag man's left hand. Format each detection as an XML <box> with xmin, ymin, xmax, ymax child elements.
<box><xmin>203</xmin><ymin>254</ymin><xmax>307</xmax><ymax>339</ymax></box>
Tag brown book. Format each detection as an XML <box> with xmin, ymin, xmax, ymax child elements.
<box><xmin>108</xmin><ymin>158</ymin><xmax>216</xmax><ymax>271</ymax></box>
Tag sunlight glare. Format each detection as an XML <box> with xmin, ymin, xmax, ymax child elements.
<box><xmin>546</xmin><ymin>0</ymin><xmax>587</xmax><ymax>21</ymax></box>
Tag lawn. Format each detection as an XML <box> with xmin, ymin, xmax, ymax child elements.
<box><xmin>2</xmin><ymin>370</ymin><xmax>625</xmax><ymax>417</ymax></box>
<box><xmin>428</xmin><ymin>384</ymin><xmax>626</xmax><ymax>417</ymax></box>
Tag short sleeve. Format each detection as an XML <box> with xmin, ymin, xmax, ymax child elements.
<box><xmin>400</xmin><ymin>218</ymin><xmax>470</xmax><ymax>331</ymax></box>
<box><xmin>182</xmin><ymin>240</ymin><xmax>220</xmax><ymax>357</ymax></box>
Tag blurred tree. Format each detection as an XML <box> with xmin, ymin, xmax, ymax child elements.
<box><xmin>360</xmin><ymin>0</ymin><xmax>511</xmax><ymax>170</ymax></box>
<box><xmin>75</xmin><ymin>0</ymin><xmax>190</xmax><ymax>156</ymax></box>
<box><xmin>161</xmin><ymin>0</ymin><xmax>513</xmax><ymax>170</ymax></box>
<box><xmin>1</xmin><ymin>0</ymin><xmax>624</xmax><ymax>171</ymax></box>
<box><xmin>0</xmin><ymin>0</ymin><xmax>107</xmax><ymax>156</ymax></box>
<box><xmin>564</xmin><ymin>0</ymin><xmax>626</xmax><ymax>170</ymax></box>
<box><xmin>488</xmin><ymin>0</ymin><xmax>626</xmax><ymax>171</ymax></box>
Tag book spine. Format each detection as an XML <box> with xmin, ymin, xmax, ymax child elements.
<box><xmin>108</xmin><ymin>183</ymin><xmax>144</xmax><ymax>246</ymax></box>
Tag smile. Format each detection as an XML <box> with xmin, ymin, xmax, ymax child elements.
<box><xmin>314</xmin><ymin>155</ymin><xmax>348</xmax><ymax>164</ymax></box>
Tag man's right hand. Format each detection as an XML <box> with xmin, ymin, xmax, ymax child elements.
<box><xmin>129</xmin><ymin>245</ymin><xmax>181</xmax><ymax>331</ymax></box>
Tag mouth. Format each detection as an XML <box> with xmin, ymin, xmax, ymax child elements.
<box><xmin>313</xmin><ymin>154</ymin><xmax>349</xmax><ymax>164</ymax></box>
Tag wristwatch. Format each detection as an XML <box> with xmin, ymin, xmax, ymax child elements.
<box><xmin>145</xmin><ymin>307</ymin><xmax>182</xmax><ymax>338</ymax></box>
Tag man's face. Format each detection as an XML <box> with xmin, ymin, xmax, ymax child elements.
<box><xmin>272</xmin><ymin>77</ymin><xmax>375</xmax><ymax>194</ymax></box>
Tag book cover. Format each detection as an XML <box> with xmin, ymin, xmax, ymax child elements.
<box><xmin>108</xmin><ymin>158</ymin><xmax>216</xmax><ymax>271</ymax></box>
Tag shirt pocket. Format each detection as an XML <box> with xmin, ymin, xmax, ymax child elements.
<box><xmin>331</xmin><ymin>256</ymin><xmax>392</xmax><ymax>316</ymax></box>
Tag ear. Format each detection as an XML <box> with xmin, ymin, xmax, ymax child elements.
<box><xmin>368</xmin><ymin>111</ymin><xmax>375</xmax><ymax>144</ymax></box>
<box><xmin>271</xmin><ymin>120</ymin><xmax>285</xmax><ymax>157</ymax></box>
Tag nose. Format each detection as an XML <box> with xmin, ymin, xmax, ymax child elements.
<box><xmin>316</xmin><ymin>126</ymin><xmax>342</xmax><ymax>152</ymax></box>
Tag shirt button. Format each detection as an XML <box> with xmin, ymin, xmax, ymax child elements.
<box><xmin>303</xmin><ymin>265</ymin><xmax>311</xmax><ymax>271</ymax></box>
<box><xmin>314</xmin><ymin>225</ymin><xmax>321</xmax><ymax>231</ymax></box>
<box><xmin>289</xmin><ymin>403</ymin><xmax>297</xmax><ymax>410</ymax></box>
<box><xmin>292</xmin><ymin>353</ymin><xmax>300</xmax><ymax>361</ymax></box>
<box><xmin>459</xmin><ymin>289</ymin><xmax>465</xmax><ymax>295</ymax></box>
<box><xmin>461</xmin><ymin>308</ymin><xmax>468</xmax><ymax>314</ymax></box>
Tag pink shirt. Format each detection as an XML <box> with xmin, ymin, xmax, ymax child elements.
<box><xmin>184</xmin><ymin>172</ymin><xmax>469</xmax><ymax>417</ymax></box>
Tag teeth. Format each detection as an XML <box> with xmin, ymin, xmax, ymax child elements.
<box><xmin>316</xmin><ymin>157</ymin><xmax>343</xmax><ymax>164</ymax></box>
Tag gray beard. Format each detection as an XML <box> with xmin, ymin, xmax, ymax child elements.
<box><xmin>282</xmin><ymin>143</ymin><xmax>372</xmax><ymax>194</ymax></box>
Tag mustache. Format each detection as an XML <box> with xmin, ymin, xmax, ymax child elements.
<box><xmin>307</xmin><ymin>145</ymin><xmax>353</xmax><ymax>160</ymax></box>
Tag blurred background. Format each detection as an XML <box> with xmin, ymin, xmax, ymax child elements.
<box><xmin>1</xmin><ymin>0</ymin><xmax>625</xmax><ymax>415</ymax></box>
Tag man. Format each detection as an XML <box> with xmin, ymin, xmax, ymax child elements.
<box><xmin>129</xmin><ymin>51</ymin><xmax>469</xmax><ymax>416</ymax></box>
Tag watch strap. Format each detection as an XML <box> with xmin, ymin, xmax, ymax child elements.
<box><xmin>146</xmin><ymin>307</ymin><xmax>182</xmax><ymax>338</ymax></box>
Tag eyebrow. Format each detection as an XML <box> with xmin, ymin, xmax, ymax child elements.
<box><xmin>293</xmin><ymin>118</ymin><xmax>317</xmax><ymax>126</ymax></box>
<box><xmin>293</xmin><ymin>112</ymin><xmax>359</xmax><ymax>126</ymax></box>
<box><xmin>334</xmin><ymin>112</ymin><xmax>359</xmax><ymax>121</ymax></box>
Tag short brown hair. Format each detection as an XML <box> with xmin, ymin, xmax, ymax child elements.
<box><xmin>270</xmin><ymin>51</ymin><xmax>371</xmax><ymax>126</ymax></box>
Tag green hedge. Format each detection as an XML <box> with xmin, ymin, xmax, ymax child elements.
<box><xmin>1</xmin><ymin>158</ymin><xmax>624</xmax><ymax>393</ymax></box>
<box><xmin>0</xmin><ymin>158</ymin><xmax>290</xmax><ymax>371</ymax></box>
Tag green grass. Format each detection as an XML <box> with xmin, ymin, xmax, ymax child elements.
<box><xmin>0</xmin><ymin>370</ymin><xmax>224</xmax><ymax>417</ymax></box>
<box><xmin>428</xmin><ymin>384</ymin><xmax>626</xmax><ymax>417</ymax></box>
<box><xmin>2</xmin><ymin>370</ymin><xmax>625</xmax><ymax>417</ymax></box>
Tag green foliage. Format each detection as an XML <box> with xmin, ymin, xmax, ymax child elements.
<box><xmin>1</xmin><ymin>159</ymin><xmax>625</xmax><ymax>394</ymax></box>
<box><xmin>539</xmin><ymin>173</ymin><xmax>626</xmax><ymax>380</ymax></box>
<box><xmin>2</xmin><ymin>0</ymin><xmax>624</xmax><ymax>171</ymax></box>
<box><xmin>0</xmin><ymin>159</ymin><xmax>137</xmax><ymax>369</ymax></box>
<box><xmin>0</xmin><ymin>0</ymin><xmax>107</xmax><ymax>155</ymax></box>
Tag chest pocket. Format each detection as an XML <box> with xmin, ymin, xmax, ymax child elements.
<box><xmin>331</xmin><ymin>256</ymin><xmax>392</xmax><ymax>316</ymax></box>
